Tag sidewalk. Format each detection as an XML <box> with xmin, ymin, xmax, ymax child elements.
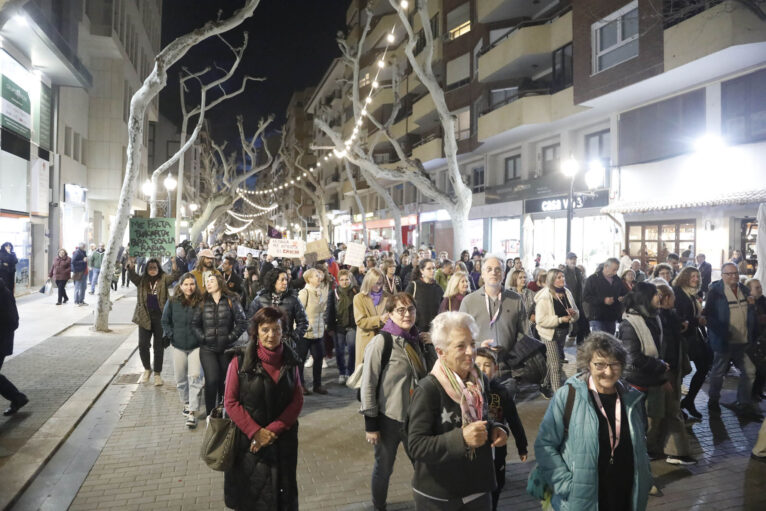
<box><xmin>0</xmin><ymin>286</ymin><xmax>138</xmax><ymax>510</ymax></box>
<box><xmin>62</xmin><ymin>347</ymin><xmax>766</xmax><ymax>511</ymax></box>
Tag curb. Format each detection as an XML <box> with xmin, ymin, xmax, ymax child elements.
<box><xmin>0</xmin><ymin>328</ymin><xmax>139</xmax><ymax>511</ymax></box>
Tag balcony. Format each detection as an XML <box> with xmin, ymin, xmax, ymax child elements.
<box><xmin>478</xmin><ymin>11</ymin><xmax>572</xmax><ymax>83</ymax></box>
<box><xmin>412</xmin><ymin>135</ymin><xmax>442</xmax><ymax>163</ymax></box>
<box><xmin>411</xmin><ymin>93</ymin><xmax>437</xmax><ymax>126</ymax></box>
<box><xmin>478</xmin><ymin>0</ymin><xmax>544</xmax><ymax>24</ymax></box>
<box><xmin>391</xmin><ymin>116</ymin><xmax>411</xmax><ymax>140</ymax></box>
<box><xmin>363</xmin><ymin>13</ymin><xmax>397</xmax><ymax>53</ymax></box>
<box><xmin>369</xmin><ymin>86</ymin><xmax>394</xmax><ymax>112</ymax></box>
<box><xmin>664</xmin><ymin>0</ymin><xmax>766</xmax><ymax>71</ymax></box>
<box><xmin>478</xmin><ymin>86</ymin><xmax>584</xmax><ymax>140</ymax></box>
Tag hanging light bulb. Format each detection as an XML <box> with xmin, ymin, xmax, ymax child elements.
<box><xmin>377</xmin><ymin>59</ymin><xmax>385</xmax><ymax>68</ymax></box>
<box><xmin>372</xmin><ymin>81</ymin><xmax>379</xmax><ymax>88</ymax></box>
<box><xmin>400</xmin><ymin>1</ymin><xmax>409</xmax><ymax>9</ymax></box>
<box><xmin>387</xmin><ymin>33</ymin><xmax>395</xmax><ymax>43</ymax></box>
<box><xmin>365</xmin><ymin>96</ymin><xmax>372</xmax><ymax>104</ymax></box>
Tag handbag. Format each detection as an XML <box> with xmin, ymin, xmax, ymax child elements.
<box><xmin>200</xmin><ymin>404</ymin><xmax>238</xmax><ymax>471</ymax></box>
<box><xmin>746</xmin><ymin>332</ymin><xmax>766</xmax><ymax>367</ymax></box>
<box><xmin>72</xmin><ymin>271</ymin><xmax>84</xmax><ymax>282</ymax></box>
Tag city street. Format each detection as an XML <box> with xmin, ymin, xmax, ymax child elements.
<box><xmin>2</xmin><ymin>289</ymin><xmax>764</xmax><ymax>510</ymax></box>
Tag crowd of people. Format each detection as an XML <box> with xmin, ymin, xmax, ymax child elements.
<box><xmin>3</xmin><ymin>234</ymin><xmax>766</xmax><ymax>510</ymax></box>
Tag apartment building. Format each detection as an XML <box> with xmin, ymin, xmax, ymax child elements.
<box><xmin>303</xmin><ymin>0</ymin><xmax>766</xmax><ymax>272</ymax></box>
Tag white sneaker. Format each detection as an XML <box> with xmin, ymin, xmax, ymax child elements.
<box><xmin>322</xmin><ymin>359</ymin><xmax>329</xmax><ymax>369</ymax></box>
<box><xmin>305</xmin><ymin>355</ymin><xmax>314</xmax><ymax>368</ymax></box>
<box><xmin>138</xmin><ymin>370</ymin><xmax>151</xmax><ymax>384</ymax></box>
<box><xmin>153</xmin><ymin>374</ymin><xmax>163</xmax><ymax>386</ymax></box>
<box><xmin>182</xmin><ymin>403</ymin><xmax>190</xmax><ymax>416</ymax></box>
<box><xmin>185</xmin><ymin>412</ymin><xmax>197</xmax><ymax>429</ymax></box>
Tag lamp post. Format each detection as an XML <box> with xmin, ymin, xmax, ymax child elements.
<box><xmin>163</xmin><ymin>175</ymin><xmax>177</xmax><ymax>218</ymax></box>
<box><xmin>561</xmin><ymin>157</ymin><xmax>580</xmax><ymax>254</ymax></box>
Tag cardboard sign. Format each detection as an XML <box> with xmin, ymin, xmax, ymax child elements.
<box><xmin>344</xmin><ymin>242</ymin><xmax>367</xmax><ymax>268</ymax></box>
<box><xmin>237</xmin><ymin>246</ymin><xmax>260</xmax><ymax>258</ymax></box>
<box><xmin>129</xmin><ymin>218</ymin><xmax>176</xmax><ymax>257</ymax></box>
<box><xmin>267</xmin><ymin>238</ymin><xmax>305</xmax><ymax>258</ymax></box>
<box><xmin>305</xmin><ymin>239</ymin><xmax>331</xmax><ymax>260</ymax></box>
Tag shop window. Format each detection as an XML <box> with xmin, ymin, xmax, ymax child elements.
<box><xmin>447</xmin><ymin>4</ymin><xmax>470</xmax><ymax>41</ymax></box>
<box><xmin>551</xmin><ymin>43</ymin><xmax>573</xmax><ymax>93</ymax></box>
<box><xmin>471</xmin><ymin>166</ymin><xmax>485</xmax><ymax>193</ymax></box>
<box><xmin>722</xmin><ymin>68</ymin><xmax>766</xmax><ymax>144</ymax></box>
<box><xmin>626</xmin><ymin>221</ymin><xmax>695</xmax><ymax>270</ymax></box>
<box><xmin>541</xmin><ymin>143</ymin><xmax>560</xmax><ymax>176</ymax></box>
<box><xmin>504</xmin><ymin>155</ymin><xmax>521</xmax><ymax>182</ymax></box>
<box><xmin>592</xmin><ymin>1</ymin><xmax>639</xmax><ymax>73</ymax></box>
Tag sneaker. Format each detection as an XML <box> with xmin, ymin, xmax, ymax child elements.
<box><xmin>153</xmin><ymin>374</ymin><xmax>163</xmax><ymax>386</ymax></box>
<box><xmin>138</xmin><ymin>370</ymin><xmax>151</xmax><ymax>384</ymax></box>
<box><xmin>182</xmin><ymin>403</ymin><xmax>190</xmax><ymax>416</ymax></box>
<box><xmin>3</xmin><ymin>395</ymin><xmax>29</xmax><ymax>416</ymax></box>
<box><xmin>649</xmin><ymin>485</ymin><xmax>663</xmax><ymax>497</ymax></box>
<box><xmin>322</xmin><ymin>359</ymin><xmax>329</xmax><ymax>369</ymax></box>
<box><xmin>540</xmin><ymin>386</ymin><xmax>554</xmax><ymax>400</ymax></box>
<box><xmin>666</xmin><ymin>455</ymin><xmax>697</xmax><ymax>466</ymax></box>
<box><xmin>185</xmin><ymin>412</ymin><xmax>197</xmax><ymax>429</ymax></box>
<box><xmin>648</xmin><ymin>451</ymin><xmax>665</xmax><ymax>461</ymax></box>
<box><xmin>681</xmin><ymin>384</ymin><xmax>689</xmax><ymax>396</ymax></box>
<box><xmin>302</xmin><ymin>387</ymin><xmax>312</xmax><ymax>396</ymax></box>
<box><xmin>313</xmin><ymin>386</ymin><xmax>328</xmax><ymax>395</ymax></box>
<box><xmin>304</xmin><ymin>355</ymin><xmax>314</xmax><ymax>368</ymax></box>
<box><xmin>80</xmin><ymin>302</ymin><xmax>89</xmax><ymax>306</ymax></box>
<box><xmin>326</xmin><ymin>357</ymin><xmax>336</xmax><ymax>367</ymax></box>
<box><xmin>338</xmin><ymin>375</ymin><xmax>347</xmax><ymax>385</ymax></box>
<box><xmin>55</xmin><ymin>302</ymin><xmax>61</xmax><ymax>306</ymax></box>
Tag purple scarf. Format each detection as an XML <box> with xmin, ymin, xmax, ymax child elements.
<box><xmin>381</xmin><ymin>319</ymin><xmax>420</xmax><ymax>343</ymax></box>
<box><xmin>370</xmin><ymin>288</ymin><xmax>383</xmax><ymax>306</ymax></box>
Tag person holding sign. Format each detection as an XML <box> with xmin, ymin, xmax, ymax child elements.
<box><xmin>127</xmin><ymin>257</ymin><xmax>182</xmax><ymax>386</ymax></box>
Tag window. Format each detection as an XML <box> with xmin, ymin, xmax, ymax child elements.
<box><xmin>490</xmin><ymin>87</ymin><xmax>518</xmax><ymax>110</ymax></box>
<box><xmin>722</xmin><ymin>68</ymin><xmax>766</xmax><ymax>144</ymax></box>
<box><xmin>471</xmin><ymin>166</ymin><xmax>485</xmax><ymax>193</ymax></box>
<box><xmin>552</xmin><ymin>43</ymin><xmax>573</xmax><ymax>92</ymax></box>
<box><xmin>359</xmin><ymin>72</ymin><xmax>371</xmax><ymax>88</ymax></box>
<box><xmin>585</xmin><ymin>130</ymin><xmax>610</xmax><ymax>188</ymax></box>
<box><xmin>454</xmin><ymin>108</ymin><xmax>470</xmax><ymax>140</ymax></box>
<box><xmin>447</xmin><ymin>4</ymin><xmax>470</xmax><ymax>40</ymax></box>
<box><xmin>541</xmin><ymin>143</ymin><xmax>560</xmax><ymax>176</ymax></box>
<box><xmin>627</xmin><ymin>221</ymin><xmax>695</xmax><ymax>269</ymax></box>
<box><xmin>504</xmin><ymin>155</ymin><xmax>521</xmax><ymax>182</ymax></box>
<box><xmin>446</xmin><ymin>53</ymin><xmax>470</xmax><ymax>89</ymax></box>
<box><xmin>73</xmin><ymin>131</ymin><xmax>81</xmax><ymax>162</ymax></box>
<box><xmin>592</xmin><ymin>1</ymin><xmax>639</xmax><ymax>73</ymax></box>
<box><xmin>394</xmin><ymin>184</ymin><xmax>404</xmax><ymax>204</ymax></box>
<box><xmin>64</xmin><ymin>126</ymin><xmax>72</xmax><ymax>157</ymax></box>
<box><xmin>429</xmin><ymin>14</ymin><xmax>440</xmax><ymax>39</ymax></box>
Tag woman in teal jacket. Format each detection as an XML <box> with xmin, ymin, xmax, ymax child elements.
<box><xmin>161</xmin><ymin>272</ymin><xmax>203</xmax><ymax>429</ymax></box>
<box><xmin>535</xmin><ymin>332</ymin><xmax>652</xmax><ymax>511</ymax></box>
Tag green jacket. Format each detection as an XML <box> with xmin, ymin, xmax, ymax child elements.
<box><xmin>161</xmin><ymin>299</ymin><xmax>199</xmax><ymax>350</ymax></box>
<box><xmin>90</xmin><ymin>250</ymin><xmax>105</xmax><ymax>269</ymax></box>
<box><xmin>128</xmin><ymin>267</ymin><xmax>182</xmax><ymax>330</ymax></box>
<box><xmin>435</xmin><ymin>269</ymin><xmax>449</xmax><ymax>291</ymax></box>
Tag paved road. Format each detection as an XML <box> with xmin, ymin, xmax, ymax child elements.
<box><xmin>57</xmin><ymin>345</ymin><xmax>766</xmax><ymax>511</ymax></box>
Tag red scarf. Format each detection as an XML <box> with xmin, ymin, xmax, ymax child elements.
<box><xmin>257</xmin><ymin>343</ymin><xmax>284</xmax><ymax>383</ymax></box>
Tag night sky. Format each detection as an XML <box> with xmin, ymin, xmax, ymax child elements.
<box><xmin>159</xmin><ymin>0</ymin><xmax>350</xmax><ymax>144</ymax></box>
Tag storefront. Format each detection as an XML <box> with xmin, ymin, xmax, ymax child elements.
<box><xmin>61</xmin><ymin>183</ymin><xmax>88</xmax><ymax>252</ymax></box>
<box><xmin>349</xmin><ymin>214</ymin><xmax>418</xmax><ymax>252</ymax></box>
<box><xmin>0</xmin><ymin>215</ymin><xmax>31</xmax><ymax>289</ymax></box>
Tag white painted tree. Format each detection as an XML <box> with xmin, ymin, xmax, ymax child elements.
<box><xmin>147</xmin><ymin>33</ymin><xmax>264</xmax><ymax>220</ymax></box>
<box><xmin>315</xmin><ymin>2</ymin><xmax>472</xmax><ymax>256</ymax></box>
<box><xmin>343</xmin><ymin>160</ymin><xmax>368</xmax><ymax>244</ymax></box>
<box><xmin>94</xmin><ymin>0</ymin><xmax>263</xmax><ymax>331</ymax></box>
<box><xmin>281</xmin><ymin>138</ymin><xmax>332</xmax><ymax>240</ymax></box>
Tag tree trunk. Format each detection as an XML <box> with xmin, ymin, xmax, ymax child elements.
<box><xmin>174</xmin><ymin>118</ymin><xmax>189</xmax><ymax>240</ymax></box>
<box><xmin>189</xmin><ymin>193</ymin><xmax>231</xmax><ymax>243</ymax></box>
<box><xmin>359</xmin><ymin>166</ymin><xmax>403</xmax><ymax>252</ymax></box>
<box><xmin>344</xmin><ymin>162</ymin><xmax>367</xmax><ymax>245</ymax></box>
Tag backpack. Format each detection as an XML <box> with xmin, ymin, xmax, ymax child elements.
<box><xmin>356</xmin><ymin>331</ymin><xmax>394</xmax><ymax>402</ymax></box>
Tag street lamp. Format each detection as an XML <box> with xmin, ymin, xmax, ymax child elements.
<box><xmin>189</xmin><ymin>203</ymin><xmax>199</xmax><ymax>213</ymax></box>
<box><xmin>163</xmin><ymin>175</ymin><xmax>177</xmax><ymax>217</ymax></box>
<box><xmin>141</xmin><ymin>179</ymin><xmax>154</xmax><ymax>197</ymax></box>
<box><xmin>561</xmin><ymin>157</ymin><xmax>580</xmax><ymax>254</ymax></box>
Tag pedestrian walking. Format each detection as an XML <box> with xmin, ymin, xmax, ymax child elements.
<box><xmin>223</xmin><ymin>306</ymin><xmax>303</xmax><ymax>510</ymax></box>
<box><xmin>71</xmin><ymin>242</ymin><xmax>88</xmax><ymax>305</ymax></box>
<box><xmin>534</xmin><ymin>332</ymin><xmax>652</xmax><ymax>511</ymax></box>
<box><xmin>193</xmin><ymin>274</ymin><xmax>248</xmax><ymax>416</ymax></box>
<box><xmin>0</xmin><ymin>242</ymin><xmax>18</xmax><ymax>293</ymax></box>
<box><xmin>49</xmin><ymin>249</ymin><xmax>71</xmax><ymax>305</ymax></box>
<box><xmin>381</xmin><ymin>260</ymin><xmax>401</xmax><ymax>295</ymax></box>
<box><xmin>120</xmin><ymin>245</ymin><xmax>130</xmax><ymax>288</ymax></box>
<box><xmin>361</xmin><ymin>292</ymin><xmax>434</xmax><ymax>511</ymax></box>
<box><xmin>331</xmin><ymin>269</ymin><xmax>357</xmax><ymax>384</ymax></box>
<box><xmin>127</xmin><ymin>257</ymin><xmax>180</xmax><ymax>386</ymax></box>
<box><xmin>583</xmin><ymin>257</ymin><xmax>627</xmax><ymax>335</ymax></box>
<box><xmin>161</xmin><ymin>272</ymin><xmax>204</xmax><ymax>429</ymax></box>
<box><xmin>353</xmin><ymin>268</ymin><xmax>390</xmax><ymax>369</ymax></box>
<box><xmin>297</xmin><ymin>268</ymin><xmax>329</xmax><ymax>394</ymax></box>
<box><xmin>88</xmin><ymin>243</ymin><xmax>105</xmax><ymax>294</ymax></box>
<box><xmin>240</xmin><ymin>265</ymin><xmax>262</xmax><ymax>309</ymax></box>
<box><xmin>404</xmin><ymin>259</ymin><xmax>443</xmax><ymax>334</ymax></box>
<box><xmin>563</xmin><ymin>252</ymin><xmax>589</xmax><ymax>345</ymax></box>
<box><xmin>438</xmin><ymin>270</ymin><xmax>469</xmax><ymax>313</ymax></box>
<box><xmin>247</xmin><ymin>268</ymin><xmax>308</xmax><ymax>352</ymax></box>
<box><xmin>0</xmin><ymin>278</ymin><xmax>27</xmax><ymax>416</ymax></box>
<box><xmin>406</xmin><ymin>311</ymin><xmax>508</xmax><ymax>510</ymax></box>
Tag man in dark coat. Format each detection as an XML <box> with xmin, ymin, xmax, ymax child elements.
<box><xmin>221</xmin><ymin>256</ymin><xmax>243</xmax><ymax>297</ymax></box>
<box><xmin>0</xmin><ymin>278</ymin><xmax>28</xmax><ymax>415</ymax></box>
<box><xmin>583</xmin><ymin>257</ymin><xmax>628</xmax><ymax>335</ymax></box>
<box><xmin>696</xmin><ymin>253</ymin><xmax>712</xmax><ymax>296</ymax></box>
<box><xmin>563</xmin><ymin>252</ymin><xmax>588</xmax><ymax>345</ymax></box>
<box><xmin>0</xmin><ymin>242</ymin><xmax>18</xmax><ymax>292</ymax></box>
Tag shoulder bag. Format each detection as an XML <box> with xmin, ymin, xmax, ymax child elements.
<box><xmin>200</xmin><ymin>405</ymin><xmax>238</xmax><ymax>471</ymax></box>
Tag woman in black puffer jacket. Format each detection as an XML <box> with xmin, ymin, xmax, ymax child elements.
<box><xmin>193</xmin><ymin>273</ymin><xmax>247</xmax><ymax>416</ymax></box>
<box><xmin>247</xmin><ymin>269</ymin><xmax>308</xmax><ymax>350</ymax></box>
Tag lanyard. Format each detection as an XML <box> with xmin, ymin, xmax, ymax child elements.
<box><xmin>588</xmin><ymin>375</ymin><xmax>621</xmax><ymax>464</ymax></box>
<box><xmin>149</xmin><ymin>280</ymin><xmax>158</xmax><ymax>295</ymax></box>
<box><xmin>485</xmin><ymin>293</ymin><xmax>501</xmax><ymax>327</ymax></box>
<box><xmin>386</xmin><ymin>275</ymin><xmax>396</xmax><ymax>292</ymax></box>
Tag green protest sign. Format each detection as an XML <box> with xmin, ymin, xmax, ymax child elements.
<box><xmin>129</xmin><ymin>217</ymin><xmax>176</xmax><ymax>257</ymax></box>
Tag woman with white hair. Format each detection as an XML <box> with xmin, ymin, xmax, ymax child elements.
<box><xmin>298</xmin><ymin>268</ymin><xmax>330</xmax><ymax>394</ymax></box>
<box><xmin>407</xmin><ymin>311</ymin><xmax>509</xmax><ymax>510</ymax></box>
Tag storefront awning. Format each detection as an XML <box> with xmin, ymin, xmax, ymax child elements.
<box><xmin>601</xmin><ymin>189</ymin><xmax>766</xmax><ymax>215</ymax></box>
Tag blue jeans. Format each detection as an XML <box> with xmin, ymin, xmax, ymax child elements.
<box><xmin>708</xmin><ymin>343</ymin><xmax>755</xmax><ymax>405</ymax></box>
<box><xmin>334</xmin><ymin>328</ymin><xmax>356</xmax><ymax>377</ymax></box>
<box><xmin>74</xmin><ymin>277</ymin><xmax>87</xmax><ymax>304</ymax></box>
<box><xmin>589</xmin><ymin>320</ymin><xmax>616</xmax><ymax>335</ymax></box>
<box><xmin>89</xmin><ymin>267</ymin><xmax>101</xmax><ymax>293</ymax></box>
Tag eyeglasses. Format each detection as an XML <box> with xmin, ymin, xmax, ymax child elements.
<box><xmin>393</xmin><ymin>306</ymin><xmax>417</xmax><ymax>316</ymax></box>
<box><xmin>591</xmin><ymin>361</ymin><xmax>622</xmax><ymax>371</ymax></box>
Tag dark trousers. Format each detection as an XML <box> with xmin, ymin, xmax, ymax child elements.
<box><xmin>413</xmin><ymin>491</ymin><xmax>491</xmax><ymax>511</ymax></box>
<box><xmin>297</xmin><ymin>336</ymin><xmax>324</xmax><ymax>389</ymax></box>
<box><xmin>372</xmin><ymin>415</ymin><xmax>407</xmax><ymax>510</ymax></box>
<box><xmin>0</xmin><ymin>355</ymin><xmax>25</xmax><ymax>405</ymax></box>
<box><xmin>491</xmin><ymin>446</ymin><xmax>507</xmax><ymax>511</ymax></box>
<box><xmin>200</xmin><ymin>348</ymin><xmax>229</xmax><ymax>415</ymax></box>
<box><xmin>121</xmin><ymin>267</ymin><xmax>129</xmax><ymax>287</ymax></box>
<box><xmin>138</xmin><ymin>310</ymin><xmax>164</xmax><ymax>373</ymax></box>
<box><xmin>575</xmin><ymin>313</ymin><xmax>590</xmax><ymax>345</ymax></box>
<box><xmin>685</xmin><ymin>335</ymin><xmax>712</xmax><ymax>404</ymax></box>
<box><xmin>55</xmin><ymin>279</ymin><xmax>69</xmax><ymax>303</ymax></box>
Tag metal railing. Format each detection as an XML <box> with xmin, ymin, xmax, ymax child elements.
<box><xmin>482</xmin><ymin>87</ymin><xmax>551</xmax><ymax>115</ymax></box>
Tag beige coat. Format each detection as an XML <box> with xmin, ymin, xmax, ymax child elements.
<box><xmin>534</xmin><ymin>286</ymin><xmax>579</xmax><ymax>341</ymax></box>
<box><xmin>353</xmin><ymin>293</ymin><xmax>389</xmax><ymax>367</ymax></box>
<box><xmin>298</xmin><ymin>284</ymin><xmax>328</xmax><ymax>339</ymax></box>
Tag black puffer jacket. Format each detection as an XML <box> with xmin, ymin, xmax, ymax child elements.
<box><xmin>583</xmin><ymin>271</ymin><xmax>627</xmax><ymax>322</ymax></box>
<box><xmin>248</xmin><ymin>290</ymin><xmax>308</xmax><ymax>346</ymax></box>
<box><xmin>617</xmin><ymin>313</ymin><xmax>668</xmax><ymax>388</ymax></box>
<box><xmin>192</xmin><ymin>294</ymin><xmax>248</xmax><ymax>353</ymax></box>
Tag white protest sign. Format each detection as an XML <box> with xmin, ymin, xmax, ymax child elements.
<box><xmin>267</xmin><ymin>238</ymin><xmax>305</xmax><ymax>258</ymax></box>
<box><xmin>344</xmin><ymin>242</ymin><xmax>367</xmax><ymax>268</ymax></box>
<box><xmin>237</xmin><ymin>246</ymin><xmax>260</xmax><ymax>258</ymax></box>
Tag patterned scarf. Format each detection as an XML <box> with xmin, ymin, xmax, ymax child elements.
<box><xmin>270</xmin><ymin>291</ymin><xmax>284</xmax><ymax>308</ymax></box>
<box><xmin>430</xmin><ymin>358</ymin><xmax>484</xmax><ymax>458</ymax></box>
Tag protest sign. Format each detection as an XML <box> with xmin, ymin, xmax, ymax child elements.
<box><xmin>267</xmin><ymin>238</ymin><xmax>305</xmax><ymax>258</ymax></box>
<box><xmin>129</xmin><ymin>218</ymin><xmax>175</xmax><ymax>257</ymax></box>
<box><xmin>305</xmin><ymin>239</ymin><xmax>331</xmax><ymax>260</ymax></box>
<box><xmin>237</xmin><ymin>246</ymin><xmax>260</xmax><ymax>258</ymax></box>
<box><xmin>343</xmin><ymin>242</ymin><xmax>367</xmax><ymax>268</ymax></box>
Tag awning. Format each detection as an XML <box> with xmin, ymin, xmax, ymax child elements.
<box><xmin>600</xmin><ymin>189</ymin><xmax>766</xmax><ymax>215</ymax></box>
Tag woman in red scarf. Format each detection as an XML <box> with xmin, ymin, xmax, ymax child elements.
<box><xmin>406</xmin><ymin>311</ymin><xmax>509</xmax><ymax>510</ymax></box>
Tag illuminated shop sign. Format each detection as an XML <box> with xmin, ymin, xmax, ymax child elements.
<box><xmin>525</xmin><ymin>189</ymin><xmax>609</xmax><ymax>214</ymax></box>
